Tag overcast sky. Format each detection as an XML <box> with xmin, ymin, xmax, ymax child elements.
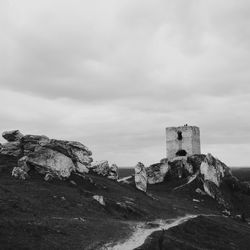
<box><xmin>1</xmin><ymin>0</ymin><xmax>250</xmax><ymax>166</ymax></box>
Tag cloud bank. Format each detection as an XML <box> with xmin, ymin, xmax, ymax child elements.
<box><xmin>1</xmin><ymin>0</ymin><xmax>250</xmax><ymax>166</ymax></box>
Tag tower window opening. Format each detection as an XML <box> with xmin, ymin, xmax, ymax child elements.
<box><xmin>177</xmin><ymin>131</ymin><xmax>183</xmax><ymax>141</ymax></box>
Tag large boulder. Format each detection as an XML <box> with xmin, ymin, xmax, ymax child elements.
<box><xmin>134</xmin><ymin>162</ymin><xmax>147</xmax><ymax>192</ymax></box>
<box><xmin>14</xmin><ymin>148</ymin><xmax>75</xmax><ymax>180</ymax></box>
<box><xmin>2</xmin><ymin>130</ymin><xmax>23</xmax><ymax>142</ymax></box>
<box><xmin>146</xmin><ymin>162</ymin><xmax>170</xmax><ymax>184</ymax></box>
<box><xmin>200</xmin><ymin>153</ymin><xmax>232</xmax><ymax>187</ymax></box>
<box><xmin>44</xmin><ymin>139</ymin><xmax>92</xmax><ymax>165</ymax></box>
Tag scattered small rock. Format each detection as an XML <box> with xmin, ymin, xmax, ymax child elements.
<box><xmin>192</xmin><ymin>199</ymin><xmax>200</xmax><ymax>202</ymax></box>
<box><xmin>70</xmin><ymin>180</ymin><xmax>77</xmax><ymax>186</ymax></box>
<box><xmin>93</xmin><ymin>195</ymin><xmax>105</xmax><ymax>206</ymax></box>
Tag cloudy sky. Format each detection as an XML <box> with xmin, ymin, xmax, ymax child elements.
<box><xmin>1</xmin><ymin>0</ymin><xmax>250</xmax><ymax>166</ymax></box>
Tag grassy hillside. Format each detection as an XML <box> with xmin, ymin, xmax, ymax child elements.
<box><xmin>136</xmin><ymin>215</ymin><xmax>250</xmax><ymax>250</ymax></box>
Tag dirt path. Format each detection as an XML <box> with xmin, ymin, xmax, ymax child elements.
<box><xmin>102</xmin><ymin>214</ymin><xmax>198</xmax><ymax>250</ymax></box>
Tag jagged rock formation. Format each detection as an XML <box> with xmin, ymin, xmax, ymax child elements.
<box><xmin>0</xmin><ymin>129</ymin><xmax>120</xmax><ymax>182</ymax></box>
<box><xmin>146</xmin><ymin>162</ymin><xmax>169</xmax><ymax>184</ymax></box>
<box><xmin>0</xmin><ymin>130</ymin><xmax>92</xmax><ymax>180</ymax></box>
<box><xmin>200</xmin><ymin>153</ymin><xmax>231</xmax><ymax>187</ymax></box>
<box><xmin>89</xmin><ymin>161</ymin><xmax>110</xmax><ymax>176</ymax></box>
<box><xmin>2</xmin><ymin>130</ymin><xmax>23</xmax><ymax>142</ymax></box>
<box><xmin>89</xmin><ymin>161</ymin><xmax>119</xmax><ymax>180</ymax></box>
<box><xmin>134</xmin><ymin>162</ymin><xmax>147</xmax><ymax>192</ymax></box>
<box><xmin>133</xmin><ymin>153</ymin><xmax>250</xmax><ymax>211</ymax></box>
<box><xmin>108</xmin><ymin>164</ymin><xmax>119</xmax><ymax>180</ymax></box>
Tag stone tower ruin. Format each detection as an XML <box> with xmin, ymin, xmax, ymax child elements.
<box><xmin>166</xmin><ymin>125</ymin><xmax>201</xmax><ymax>160</ymax></box>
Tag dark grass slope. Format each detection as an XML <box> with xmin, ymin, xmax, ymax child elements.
<box><xmin>1</xmin><ymin>164</ymin><xmax>250</xmax><ymax>250</ymax></box>
<box><xmin>0</xmin><ymin>166</ymin><xmax>200</xmax><ymax>250</ymax></box>
<box><xmin>136</xmin><ymin>215</ymin><xmax>250</xmax><ymax>250</ymax></box>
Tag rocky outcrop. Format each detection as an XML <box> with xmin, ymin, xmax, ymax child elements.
<box><xmin>146</xmin><ymin>162</ymin><xmax>169</xmax><ymax>184</ymax></box>
<box><xmin>28</xmin><ymin>148</ymin><xmax>75</xmax><ymax>178</ymax></box>
<box><xmin>44</xmin><ymin>139</ymin><xmax>92</xmax><ymax>165</ymax></box>
<box><xmin>2</xmin><ymin>130</ymin><xmax>23</xmax><ymax>142</ymax></box>
<box><xmin>21</xmin><ymin>135</ymin><xmax>50</xmax><ymax>155</ymax></box>
<box><xmin>200</xmin><ymin>153</ymin><xmax>231</xmax><ymax>187</ymax></box>
<box><xmin>141</xmin><ymin>153</ymin><xmax>248</xmax><ymax>211</ymax></box>
<box><xmin>168</xmin><ymin>156</ymin><xmax>194</xmax><ymax>179</ymax></box>
<box><xmin>89</xmin><ymin>161</ymin><xmax>110</xmax><ymax>176</ymax></box>
<box><xmin>12</xmin><ymin>148</ymin><xmax>76</xmax><ymax>180</ymax></box>
<box><xmin>108</xmin><ymin>164</ymin><xmax>119</xmax><ymax>180</ymax></box>
<box><xmin>0</xmin><ymin>142</ymin><xmax>22</xmax><ymax>158</ymax></box>
<box><xmin>135</xmin><ymin>162</ymin><xmax>147</xmax><ymax>192</ymax></box>
<box><xmin>89</xmin><ymin>161</ymin><xmax>119</xmax><ymax>180</ymax></box>
<box><xmin>0</xmin><ymin>130</ymin><xmax>93</xmax><ymax>181</ymax></box>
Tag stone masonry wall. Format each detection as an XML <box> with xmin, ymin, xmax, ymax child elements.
<box><xmin>166</xmin><ymin>126</ymin><xmax>201</xmax><ymax>159</ymax></box>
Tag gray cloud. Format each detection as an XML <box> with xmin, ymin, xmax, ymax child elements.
<box><xmin>1</xmin><ymin>0</ymin><xmax>250</xmax><ymax>166</ymax></box>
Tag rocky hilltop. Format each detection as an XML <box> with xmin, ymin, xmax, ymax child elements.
<box><xmin>133</xmin><ymin>154</ymin><xmax>250</xmax><ymax>214</ymax></box>
<box><xmin>0</xmin><ymin>130</ymin><xmax>118</xmax><ymax>181</ymax></box>
<box><xmin>0</xmin><ymin>130</ymin><xmax>250</xmax><ymax>249</ymax></box>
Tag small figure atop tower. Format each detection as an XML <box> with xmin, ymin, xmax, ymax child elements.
<box><xmin>166</xmin><ymin>125</ymin><xmax>200</xmax><ymax>160</ymax></box>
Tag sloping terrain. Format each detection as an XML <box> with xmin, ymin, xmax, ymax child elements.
<box><xmin>136</xmin><ymin>215</ymin><xmax>250</xmax><ymax>250</ymax></box>
<box><xmin>1</xmin><ymin>130</ymin><xmax>250</xmax><ymax>249</ymax></box>
<box><xmin>2</xmin><ymin>164</ymin><xmax>250</xmax><ymax>250</ymax></box>
<box><xmin>0</xmin><ymin>165</ymin><xmax>200</xmax><ymax>250</ymax></box>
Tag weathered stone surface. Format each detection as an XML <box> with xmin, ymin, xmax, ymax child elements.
<box><xmin>200</xmin><ymin>153</ymin><xmax>231</xmax><ymax>187</ymax></box>
<box><xmin>25</xmin><ymin>148</ymin><xmax>75</xmax><ymax>179</ymax></box>
<box><xmin>75</xmin><ymin>162</ymin><xmax>89</xmax><ymax>174</ymax></box>
<box><xmin>89</xmin><ymin>161</ymin><xmax>110</xmax><ymax>176</ymax></box>
<box><xmin>146</xmin><ymin>162</ymin><xmax>169</xmax><ymax>184</ymax></box>
<box><xmin>134</xmin><ymin>162</ymin><xmax>147</xmax><ymax>192</ymax></box>
<box><xmin>108</xmin><ymin>164</ymin><xmax>119</xmax><ymax>180</ymax></box>
<box><xmin>2</xmin><ymin>130</ymin><xmax>24</xmax><ymax>142</ymax></box>
<box><xmin>168</xmin><ymin>157</ymin><xmax>194</xmax><ymax>179</ymax></box>
<box><xmin>166</xmin><ymin>125</ymin><xmax>200</xmax><ymax>160</ymax></box>
<box><xmin>12</xmin><ymin>167</ymin><xmax>29</xmax><ymax>180</ymax></box>
<box><xmin>0</xmin><ymin>130</ymin><xmax>94</xmax><ymax>180</ymax></box>
<box><xmin>21</xmin><ymin>135</ymin><xmax>50</xmax><ymax>155</ymax></box>
<box><xmin>44</xmin><ymin>139</ymin><xmax>92</xmax><ymax>165</ymax></box>
<box><xmin>18</xmin><ymin>156</ymin><xmax>30</xmax><ymax>172</ymax></box>
<box><xmin>0</xmin><ymin>142</ymin><xmax>22</xmax><ymax>158</ymax></box>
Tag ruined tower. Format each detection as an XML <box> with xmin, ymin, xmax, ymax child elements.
<box><xmin>166</xmin><ymin>125</ymin><xmax>201</xmax><ymax>160</ymax></box>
